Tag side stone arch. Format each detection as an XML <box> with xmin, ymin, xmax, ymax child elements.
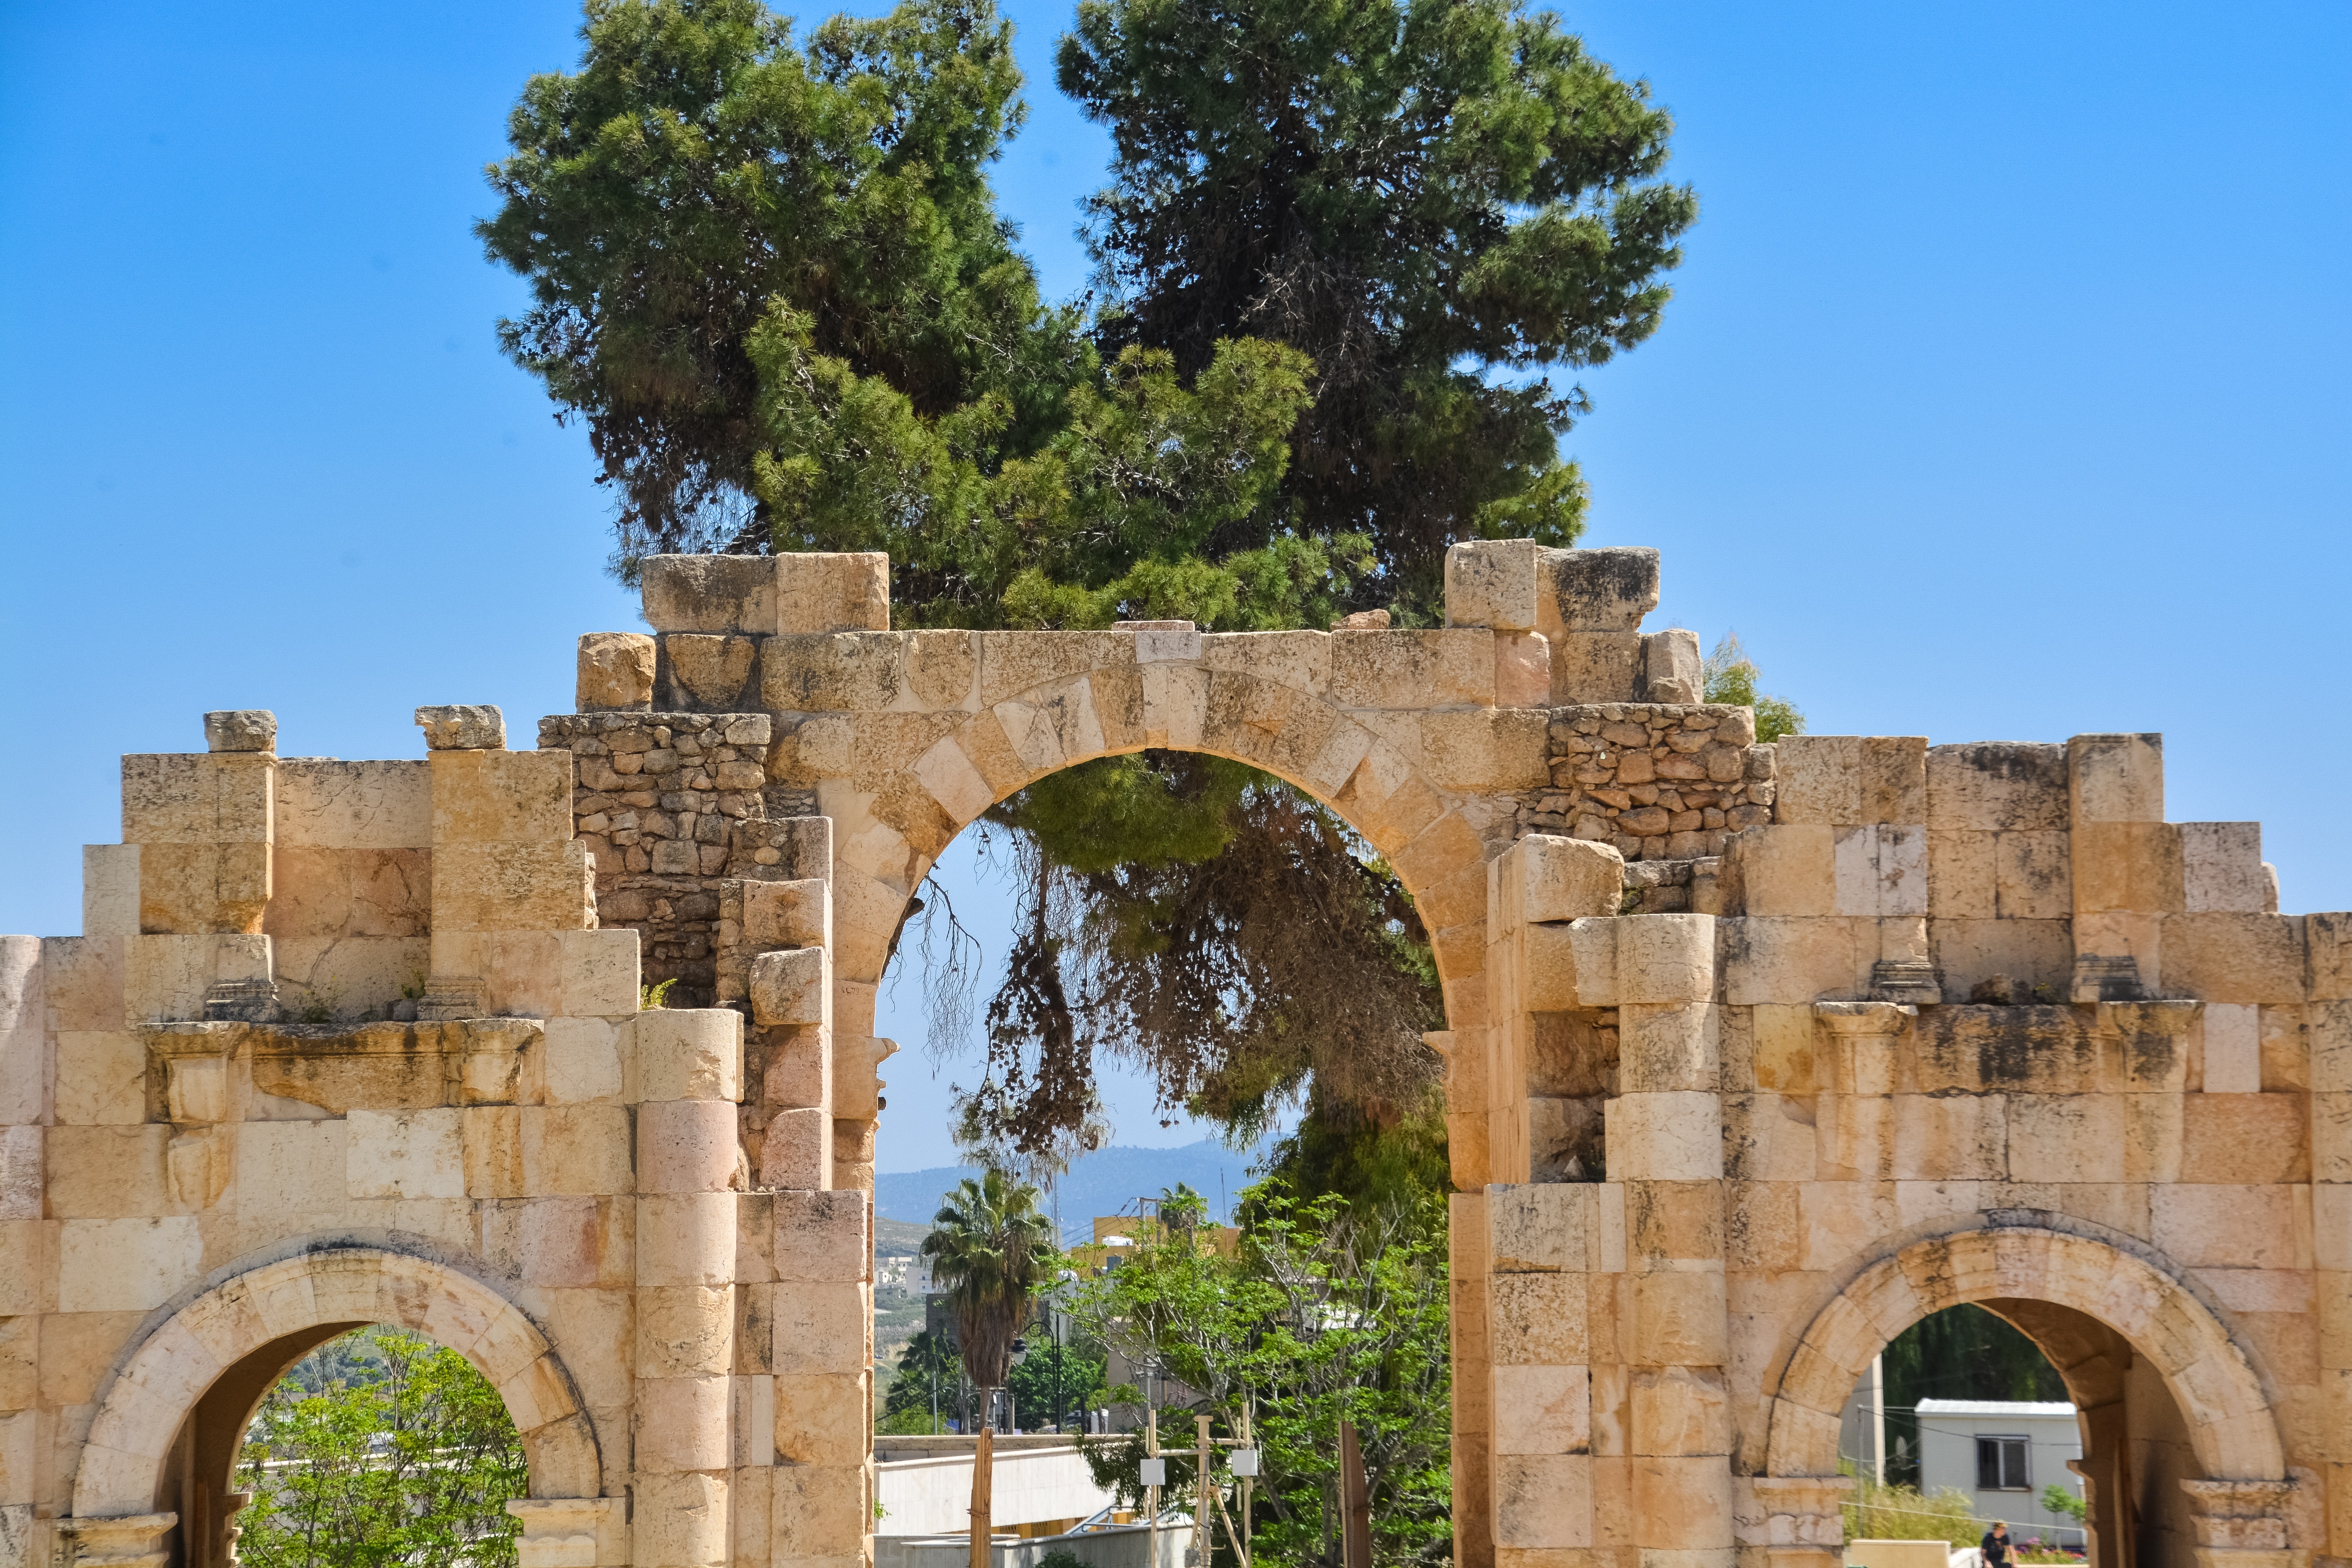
<box><xmin>1765</xmin><ymin>1223</ymin><xmax>2282</xmax><ymax>1484</ymax></box>
<box><xmin>74</xmin><ymin>1245</ymin><xmax>601</xmax><ymax>1521</ymax></box>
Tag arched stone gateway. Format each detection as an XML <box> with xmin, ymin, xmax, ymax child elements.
<box><xmin>4</xmin><ymin>540</ymin><xmax>2347</xmax><ymax>1568</ymax></box>
<box><xmin>70</xmin><ymin>1246</ymin><xmax>603</xmax><ymax>1564</ymax></box>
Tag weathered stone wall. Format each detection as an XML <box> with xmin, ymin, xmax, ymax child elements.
<box><xmin>3</xmin><ymin>538</ymin><xmax>2348</xmax><ymax>1568</ymax></box>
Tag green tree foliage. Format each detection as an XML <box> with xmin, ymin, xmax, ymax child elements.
<box><xmin>487</xmin><ymin>0</ymin><xmax>1698</xmax><ymax>1185</ymax></box>
<box><xmin>921</xmin><ymin>1168</ymin><xmax>1056</xmax><ymax>1397</ymax></box>
<box><xmin>1703</xmin><ymin>633</ymin><xmax>1803</xmax><ymax>744</ymax></box>
<box><xmin>1072</xmin><ymin>1186</ymin><xmax>1451</xmax><ymax>1568</ymax></box>
<box><xmin>236</xmin><ymin>1326</ymin><xmax>527</xmax><ymax>1568</ymax></box>
<box><xmin>954</xmin><ymin>760</ymin><xmax>1445</xmax><ymax>1166</ymax></box>
<box><xmin>880</xmin><ymin>1328</ymin><xmax>964</xmax><ymax>1433</ymax></box>
<box><xmin>1059</xmin><ymin>0</ymin><xmax>1697</xmax><ymax>614</ymax></box>
<box><xmin>1006</xmin><ymin>1326</ymin><xmax>1108</xmax><ymax>1431</ymax></box>
<box><xmin>480</xmin><ymin>0</ymin><xmax>1088</xmax><ymax>569</ymax></box>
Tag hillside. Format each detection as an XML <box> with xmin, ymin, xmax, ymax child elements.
<box><xmin>875</xmin><ymin>1139</ymin><xmax>1268</xmax><ymax>1242</ymax></box>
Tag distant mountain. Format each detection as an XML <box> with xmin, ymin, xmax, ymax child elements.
<box><xmin>874</xmin><ymin>1139</ymin><xmax>1270</xmax><ymax>1242</ymax></box>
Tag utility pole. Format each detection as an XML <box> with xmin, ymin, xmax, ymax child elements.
<box><xmin>1869</xmin><ymin>1352</ymin><xmax>1887</xmax><ymax>1486</ymax></box>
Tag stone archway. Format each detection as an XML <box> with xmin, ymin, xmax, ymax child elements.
<box><xmin>1758</xmin><ymin>1224</ymin><xmax>2289</xmax><ymax>1568</ymax></box>
<box><xmin>72</xmin><ymin>1246</ymin><xmax>601</xmax><ymax>1565</ymax></box>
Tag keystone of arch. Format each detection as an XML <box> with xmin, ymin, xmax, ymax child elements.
<box><xmin>74</xmin><ymin>1246</ymin><xmax>601</xmax><ymax>1519</ymax></box>
<box><xmin>1764</xmin><ymin>1224</ymin><xmax>2284</xmax><ymax>1483</ymax></box>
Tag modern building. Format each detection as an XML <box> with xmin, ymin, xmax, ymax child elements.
<box><xmin>1914</xmin><ymin>1400</ymin><xmax>2087</xmax><ymax>1548</ymax></box>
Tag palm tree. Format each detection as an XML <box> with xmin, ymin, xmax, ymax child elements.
<box><xmin>921</xmin><ymin>1168</ymin><xmax>1054</xmax><ymax>1428</ymax></box>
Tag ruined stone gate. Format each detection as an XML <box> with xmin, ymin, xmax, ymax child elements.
<box><xmin>2</xmin><ymin>539</ymin><xmax>2346</xmax><ymax>1568</ymax></box>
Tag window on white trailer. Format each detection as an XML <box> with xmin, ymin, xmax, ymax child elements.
<box><xmin>1976</xmin><ymin>1435</ymin><xmax>2030</xmax><ymax>1491</ymax></box>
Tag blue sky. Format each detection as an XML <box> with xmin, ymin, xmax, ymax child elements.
<box><xmin>4</xmin><ymin>2</ymin><xmax>2346</xmax><ymax>1172</ymax></box>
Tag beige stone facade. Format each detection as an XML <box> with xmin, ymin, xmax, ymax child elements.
<box><xmin>2</xmin><ymin>540</ymin><xmax>2345</xmax><ymax>1568</ymax></box>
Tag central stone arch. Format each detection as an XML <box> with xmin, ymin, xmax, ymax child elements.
<box><xmin>74</xmin><ymin>1246</ymin><xmax>602</xmax><ymax>1564</ymax></box>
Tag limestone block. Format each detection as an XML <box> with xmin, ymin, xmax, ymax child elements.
<box><xmin>520</xmin><ymin>1105</ymin><xmax>635</xmax><ymax>1196</ymax></box>
<box><xmin>1832</xmin><ymin>826</ymin><xmax>1927</xmax><ymax>918</ymax></box>
<box><xmin>1629</xmin><ymin>1269</ymin><xmax>1729</xmax><ymax>1367</ymax></box>
<box><xmin>122</xmin><ymin>751</ymin><xmax>272</xmax><ymax>845</ymax></box>
<box><xmin>769</xmin><ymin>1464</ymin><xmax>866</xmax><ymax>1560</ymax></box>
<box><xmin>433</xmin><ymin>841</ymin><xmax>592</xmax><ymax>933</ymax></box>
<box><xmin>0</xmin><ymin>1127</ymin><xmax>39</xmax><ymax>1220</ymax></box>
<box><xmin>2154</xmin><ymin>1184</ymin><xmax>2299</xmax><ymax>1270</ymax></box>
<box><xmin>2162</xmin><ymin>915</ymin><xmax>2306</xmax><ymax>1004</ymax></box>
<box><xmin>1925</xmin><ymin>830</ymin><xmax>1993</xmax><ymax>919</ymax></box>
<box><xmin>1772</xmin><ymin>738</ymin><xmax>1860</xmax><ymax>827</ymax></box>
<box><xmin>635</xmin><ymin>1373</ymin><xmax>733</xmax><ymax>1472</ymax></box>
<box><xmin>2070</xmin><ymin>733</ymin><xmax>2165</xmax><ymax>823</ymax></box>
<box><xmin>1493</xmin><ymin>835</ymin><xmax>1626</xmax><ymax>928</ymax></box>
<box><xmin>266</xmin><ymin>849</ymin><xmax>431</xmax><ymax>941</ymax></box>
<box><xmin>743</xmin><ymin>880</ymin><xmax>830</xmax><ymax>956</ymax></box>
<box><xmin>274</xmin><ymin>758</ymin><xmax>431</xmax><ymax>848</ymax></box>
<box><xmin>643</xmin><ymin>554</ymin><xmax>777</xmax><ymax>634</ymax></box>
<box><xmin>1630</xmin><ymin>1367</ymin><xmax>1731</xmax><ymax>1458</ymax></box>
<box><xmin>1860</xmin><ymin>738</ymin><xmax>1926</xmax><ymax>825</ymax></box>
<box><xmin>236</xmin><ymin>1119</ymin><xmax>351</xmax><ymax>1242</ymax></box>
<box><xmin>2182</xmin><ymin>823</ymin><xmax>2272</xmax><ymax>913</ymax></box>
<box><xmin>513</xmin><ymin>1196</ymin><xmax>625</xmax><ymax>1285</ymax></box>
<box><xmin>2181</xmin><ymin>1094</ymin><xmax>2307</xmax><ymax>1184</ymax></box>
<box><xmin>760</xmin><ymin>1023</ymin><xmax>829</xmax><ymax>1111</ymax></box>
<box><xmin>414</xmin><ymin>704</ymin><xmax>506</xmax><ymax>751</ymax></box>
<box><xmin>1521</xmin><ymin>923</ymin><xmax>1581</xmax><ymax>1011</ymax></box>
<box><xmin>346</xmin><ymin>1108</ymin><xmax>464</xmax><ymax>1200</ymax></box>
<box><xmin>664</xmin><ymin>633</ymin><xmax>758</xmax><ymax>711</ymax></box>
<box><xmin>0</xmin><ymin>1221</ymin><xmax>53</xmax><ymax>1314</ymax></box>
<box><xmin>1539</xmin><ymin>547</ymin><xmax>1660</xmax><ymax>635</ymax></box>
<box><xmin>1494</xmin><ymin>1363</ymin><xmax>1591</xmax><ymax>1455</ymax></box>
<box><xmin>433</xmin><ymin>748</ymin><xmax>571</xmax><ymax>846</ymax></box>
<box><xmin>1491</xmin><ymin>1273</ymin><xmax>1588</xmax><ymax>1365</ymax></box>
<box><xmin>1925</xmin><ymin>742</ymin><xmax>2069</xmax><ymax>830</ymax></box>
<box><xmin>1605</xmin><ymin>1093</ymin><xmax>1724</xmax><ymax>1182</ymax></box>
<box><xmin>770</xmin><ymin>1279</ymin><xmax>869</xmax><ymax>1375</ymax></box>
<box><xmin>1929</xmin><ymin>918</ymin><xmax>2072</xmax><ymax>1002</ymax></box>
<box><xmin>634</xmin><ymin>1469</ymin><xmax>732</xmax><ymax>1567</ymax></box>
<box><xmin>762</xmin><ymin>631</ymin><xmax>905</xmax><ymax>712</ymax></box>
<box><xmin>135</xmin><ymin>840</ymin><xmax>270</xmax><ymax>935</ymax></box>
<box><xmin>1446</xmin><ymin>539</ymin><xmax>1542</xmax><ymax>630</ymax></box>
<box><xmin>2074</xmin><ymin>822</ymin><xmax>2184</xmax><ymax>914</ymax></box>
<box><xmin>1630</xmin><ymin>1457</ymin><xmax>1734</xmax><ymax>1546</ymax></box>
<box><xmin>55</xmin><ymin>1032</ymin><xmax>146</xmax><ymax>1126</ymax></box>
<box><xmin>577</xmin><ymin>632</ymin><xmax>657</xmax><ymax>712</ymax></box>
<box><xmin>638</xmin><ymin>1099</ymin><xmax>740</xmax><ymax>1194</ymax></box>
<box><xmin>1620</xmin><ymin>1006</ymin><xmax>1721</xmax><ymax>1094</ymax></box>
<box><xmin>1993</xmin><ymin>831</ymin><xmax>2070</xmax><ymax>919</ymax></box>
<box><xmin>1487</xmin><ymin>1183</ymin><xmax>1593</xmax><ymax>1274</ymax></box>
<box><xmin>760</xmin><ymin>1107</ymin><xmax>828</xmax><ymax>1190</ymax></box>
<box><xmin>1725</xmin><ymin>826</ymin><xmax>1833</xmax><ymax>918</ymax></box>
<box><xmin>773</xmin><ymin>1369</ymin><xmax>870</xmax><ymax>1463</ymax></box>
<box><xmin>631</xmin><ymin>1010</ymin><xmax>743</xmax><ymax>1104</ymax></box>
<box><xmin>1496</xmin><ymin>632</ymin><xmax>1550</xmax><ymax>708</ymax></box>
<box><xmin>203</xmin><ymin>709</ymin><xmax>277</xmax><ymax>753</ymax></box>
<box><xmin>2204</xmin><ymin>1003</ymin><xmax>2262</xmax><ymax>1094</ymax></box>
<box><xmin>1492</xmin><ymin>1451</ymin><xmax>1593</xmax><ymax>1549</ymax></box>
<box><xmin>773</xmin><ymin>1190</ymin><xmax>868</xmax><ymax>1284</ymax></box>
<box><xmin>1617</xmin><ymin>917</ymin><xmax>1717</xmax><ymax>1004</ymax></box>
<box><xmin>1642</xmin><ymin>630</ymin><xmax>1703</xmax><ymax>705</ymax></box>
<box><xmin>560</xmin><ymin>928</ymin><xmax>640</xmax><ymax>1018</ymax></box>
<box><xmin>58</xmin><ymin>1216</ymin><xmax>202</xmax><ymax>1312</ymax></box>
<box><xmin>2311</xmin><ymin>913</ymin><xmax>2352</xmax><ymax>1001</ymax></box>
<box><xmin>638</xmin><ymin>1191</ymin><xmax>739</xmax><ymax>1286</ymax></box>
<box><xmin>1326</xmin><ymin>628</ymin><xmax>1493</xmax><ymax>710</ymax></box>
<box><xmin>542</xmin><ymin>1017</ymin><xmax>624</xmax><ymax>1104</ymax></box>
<box><xmin>749</xmin><ymin>948</ymin><xmax>829</xmax><ymax>1033</ymax></box>
<box><xmin>125</xmin><ymin>933</ymin><xmax>271</xmax><ymax>1024</ymax></box>
<box><xmin>1550</xmin><ymin>632</ymin><xmax>1644</xmax><ymax>705</ymax></box>
<box><xmin>1628</xmin><ymin>1180</ymin><xmax>1723</xmax><ymax>1263</ymax></box>
<box><xmin>83</xmin><ymin>845</ymin><xmax>140</xmax><ymax>938</ymax></box>
<box><xmin>776</xmin><ymin>551</ymin><xmax>891</xmax><ymax>633</ymax></box>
